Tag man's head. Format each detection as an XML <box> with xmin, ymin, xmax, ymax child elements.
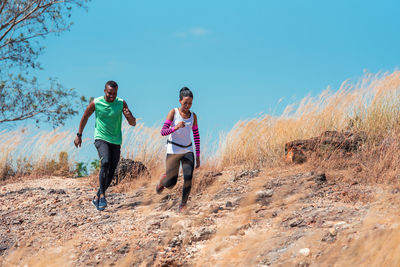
<box><xmin>104</xmin><ymin>80</ymin><xmax>118</xmax><ymax>102</ymax></box>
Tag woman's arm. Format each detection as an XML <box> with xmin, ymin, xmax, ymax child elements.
<box><xmin>161</xmin><ymin>109</ymin><xmax>176</xmax><ymax>136</ymax></box>
<box><xmin>192</xmin><ymin>113</ymin><xmax>200</xmax><ymax>167</ymax></box>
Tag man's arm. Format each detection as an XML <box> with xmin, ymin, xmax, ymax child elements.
<box><xmin>123</xmin><ymin>100</ymin><xmax>136</xmax><ymax>126</ymax></box>
<box><xmin>74</xmin><ymin>101</ymin><xmax>95</xmax><ymax>148</ymax></box>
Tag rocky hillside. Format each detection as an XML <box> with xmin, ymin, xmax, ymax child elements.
<box><xmin>1</xmin><ymin>165</ymin><xmax>400</xmax><ymax>266</ymax></box>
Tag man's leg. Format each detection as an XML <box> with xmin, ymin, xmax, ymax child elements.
<box><xmin>103</xmin><ymin>143</ymin><xmax>121</xmax><ymax>195</ymax></box>
<box><xmin>180</xmin><ymin>152</ymin><xmax>194</xmax><ymax>206</ymax></box>
<box><xmin>94</xmin><ymin>139</ymin><xmax>111</xmax><ymax>198</ymax></box>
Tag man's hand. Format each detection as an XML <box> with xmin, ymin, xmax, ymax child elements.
<box><xmin>123</xmin><ymin>107</ymin><xmax>131</xmax><ymax>117</ymax></box>
<box><xmin>74</xmin><ymin>136</ymin><xmax>82</xmax><ymax>148</ymax></box>
<box><xmin>123</xmin><ymin>102</ymin><xmax>136</xmax><ymax>126</ymax></box>
<box><xmin>196</xmin><ymin>157</ymin><xmax>200</xmax><ymax>168</ymax></box>
<box><xmin>174</xmin><ymin>121</ymin><xmax>185</xmax><ymax>130</ymax></box>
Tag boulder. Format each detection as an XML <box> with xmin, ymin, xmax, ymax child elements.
<box><xmin>285</xmin><ymin>131</ymin><xmax>366</xmax><ymax>164</ymax></box>
<box><xmin>112</xmin><ymin>158</ymin><xmax>149</xmax><ymax>186</ymax></box>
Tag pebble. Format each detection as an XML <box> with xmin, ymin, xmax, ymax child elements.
<box><xmin>299</xmin><ymin>248</ymin><xmax>310</xmax><ymax>256</ymax></box>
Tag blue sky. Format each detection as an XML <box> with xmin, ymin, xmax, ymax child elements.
<box><xmin>32</xmin><ymin>0</ymin><xmax>400</xmax><ymax>155</ymax></box>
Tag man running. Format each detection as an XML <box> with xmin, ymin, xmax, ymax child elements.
<box><xmin>74</xmin><ymin>80</ymin><xmax>136</xmax><ymax>211</ymax></box>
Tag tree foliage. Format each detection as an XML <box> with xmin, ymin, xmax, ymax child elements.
<box><xmin>0</xmin><ymin>0</ymin><xmax>89</xmax><ymax>127</ymax></box>
<box><xmin>0</xmin><ymin>74</ymin><xmax>87</xmax><ymax>126</ymax></box>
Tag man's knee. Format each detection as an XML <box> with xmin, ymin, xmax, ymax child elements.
<box><xmin>101</xmin><ymin>158</ymin><xmax>111</xmax><ymax>169</ymax></box>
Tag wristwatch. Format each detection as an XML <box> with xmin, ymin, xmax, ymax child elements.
<box><xmin>77</xmin><ymin>133</ymin><xmax>82</xmax><ymax>137</ymax></box>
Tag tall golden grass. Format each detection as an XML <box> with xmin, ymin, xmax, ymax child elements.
<box><xmin>121</xmin><ymin>121</ymin><xmax>165</xmax><ymax>171</ymax></box>
<box><xmin>3</xmin><ymin>70</ymin><xmax>400</xmax><ymax>182</ymax></box>
<box><xmin>0</xmin><ymin>127</ymin><xmax>77</xmax><ymax>180</ymax></box>
<box><xmin>0</xmin><ymin>121</ymin><xmax>167</xmax><ymax>181</ymax></box>
<box><xmin>218</xmin><ymin>71</ymin><xmax>400</xmax><ymax>174</ymax></box>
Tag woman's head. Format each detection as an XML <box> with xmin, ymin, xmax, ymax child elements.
<box><xmin>179</xmin><ymin>87</ymin><xmax>193</xmax><ymax>100</ymax></box>
<box><xmin>179</xmin><ymin>87</ymin><xmax>193</xmax><ymax>112</ymax></box>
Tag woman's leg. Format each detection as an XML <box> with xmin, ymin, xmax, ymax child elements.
<box><xmin>162</xmin><ymin>154</ymin><xmax>183</xmax><ymax>188</ymax></box>
<box><xmin>180</xmin><ymin>152</ymin><xmax>194</xmax><ymax>205</ymax></box>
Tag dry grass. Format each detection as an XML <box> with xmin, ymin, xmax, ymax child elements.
<box><xmin>0</xmin><ymin>121</ymin><xmax>166</xmax><ymax>183</ymax></box>
<box><xmin>0</xmin><ymin>127</ymin><xmax>78</xmax><ymax>181</ymax></box>
<box><xmin>218</xmin><ymin>70</ymin><xmax>400</xmax><ymax>183</ymax></box>
<box><xmin>121</xmin><ymin>121</ymin><xmax>165</xmax><ymax>171</ymax></box>
<box><xmin>3</xmin><ymin>70</ymin><xmax>400</xmax><ymax>185</ymax></box>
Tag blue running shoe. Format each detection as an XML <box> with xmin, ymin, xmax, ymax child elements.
<box><xmin>98</xmin><ymin>197</ymin><xmax>107</xmax><ymax>209</ymax></box>
<box><xmin>92</xmin><ymin>197</ymin><xmax>104</xmax><ymax>211</ymax></box>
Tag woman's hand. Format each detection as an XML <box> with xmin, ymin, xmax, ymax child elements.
<box><xmin>196</xmin><ymin>157</ymin><xmax>200</xmax><ymax>168</ymax></box>
<box><xmin>174</xmin><ymin>121</ymin><xmax>186</xmax><ymax>130</ymax></box>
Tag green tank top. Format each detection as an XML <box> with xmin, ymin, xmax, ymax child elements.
<box><xmin>94</xmin><ymin>96</ymin><xmax>124</xmax><ymax>145</ymax></box>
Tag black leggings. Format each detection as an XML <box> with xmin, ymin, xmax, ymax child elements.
<box><xmin>94</xmin><ymin>139</ymin><xmax>121</xmax><ymax>197</ymax></box>
<box><xmin>162</xmin><ymin>152</ymin><xmax>194</xmax><ymax>204</ymax></box>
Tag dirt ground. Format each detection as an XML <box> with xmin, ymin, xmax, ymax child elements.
<box><xmin>1</xmin><ymin>165</ymin><xmax>400</xmax><ymax>266</ymax></box>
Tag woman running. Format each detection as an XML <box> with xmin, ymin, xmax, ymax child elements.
<box><xmin>156</xmin><ymin>87</ymin><xmax>200</xmax><ymax>212</ymax></box>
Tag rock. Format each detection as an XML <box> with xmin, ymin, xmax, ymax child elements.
<box><xmin>285</xmin><ymin>131</ymin><xmax>366</xmax><ymax>164</ymax></box>
<box><xmin>392</xmin><ymin>188</ymin><xmax>400</xmax><ymax>194</ymax></box>
<box><xmin>204</xmin><ymin>172</ymin><xmax>223</xmax><ymax>178</ymax></box>
<box><xmin>286</xmin><ymin>146</ymin><xmax>307</xmax><ymax>164</ymax></box>
<box><xmin>225</xmin><ymin>201</ymin><xmax>233</xmax><ymax>208</ymax></box>
<box><xmin>117</xmin><ymin>244</ymin><xmax>130</xmax><ymax>254</ymax></box>
<box><xmin>190</xmin><ymin>227</ymin><xmax>216</xmax><ymax>243</ymax></box>
<box><xmin>49</xmin><ymin>189</ymin><xmax>66</xmax><ymax>194</ymax></box>
<box><xmin>256</xmin><ymin>189</ymin><xmax>273</xmax><ymax>198</ymax></box>
<box><xmin>329</xmin><ymin>228</ymin><xmax>337</xmax><ymax>236</ymax></box>
<box><xmin>314</xmin><ymin>173</ymin><xmax>327</xmax><ymax>185</ymax></box>
<box><xmin>212</xmin><ymin>206</ymin><xmax>223</xmax><ymax>214</ymax></box>
<box><xmin>12</xmin><ymin>219</ymin><xmax>24</xmax><ymax>225</ymax></box>
<box><xmin>256</xmin><ymin>190</ymin><xmax>273</xmax><ymax>206</ymax></box>
<box><xmin>297</xmin><ymin>262</ymin><xmax>310</xmax><ymax>267</ymax></box>
<box><xmin>112</xmin><ymin>158</ymin><xmax>149</xmax><ymax>186</ymax></box>
<box><xmin>289</xmin><ymin>218</ymin><xmax>304</xmax><ymax>228</ymax></box>
<box><xmin>321</xmin><ymin>229</ymin><xmax>337</xmax><ymax>243</ymax></box>
<box><xmin>299</xmin><ymin>248</ymin><xmax>310</xmax><ymax>256</ymax></box>
<box><xmin>169</xmin><ymin>234</ymin><xmax>183</xmax><ymax>248</ymax></box>
<box><xmin>234</xmin><ymin>169</ymin><xmax>260</xmax><ymax>180</ymax></box>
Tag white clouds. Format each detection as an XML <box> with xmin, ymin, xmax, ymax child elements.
<box><xmin>175</xmin><ymin>27</ymin><xmax>209</xmax><ymax>38</ymax></box>
<box><xmin>190</xmin><ymin>27</ymin><xmax>209</xmax><ymax>36</ymax></box>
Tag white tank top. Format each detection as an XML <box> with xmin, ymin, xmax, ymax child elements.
<box><xmin>166</xmin><ymin>108</ymin><xmax>194</xmax><ymax>154</ymax></box>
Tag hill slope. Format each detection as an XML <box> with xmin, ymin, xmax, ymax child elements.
<box><xmin>1</xmin><ymin>166</ymin><xmax>400</xmax><ymax>266</ymax></box>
